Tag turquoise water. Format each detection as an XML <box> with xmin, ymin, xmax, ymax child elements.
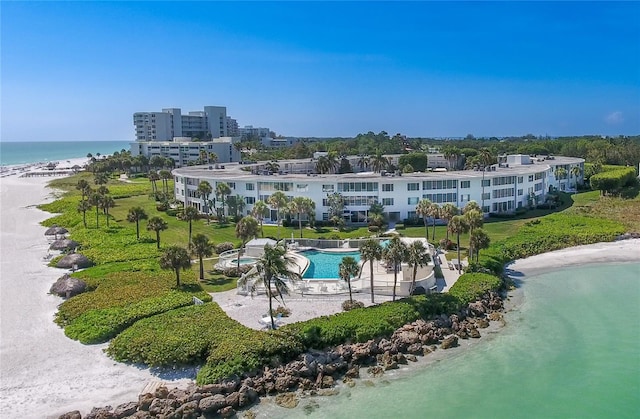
<box><xmin>302</xmin><ymin>250</ymin><xmax>361</xmax><ymax>279</ymax></box>
<box><xmin>0</xmin><ymin>141</ymin><xmax>131</xmax><ymax>166</ymax></box>
<box><xmin>231</xmin><ymin>257</ymin><xmax>258</xmax><ymax>265</ymax></box>
<box><xmin>271</xmin><ymin>262</ymin><xmax>640</xmax><ymax>418</ymax></box>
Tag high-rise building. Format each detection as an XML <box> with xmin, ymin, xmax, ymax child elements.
<box><xmin>133</xmin><ymin>106</ymin><xmax>229</xmax><ymax>141</ymax></box>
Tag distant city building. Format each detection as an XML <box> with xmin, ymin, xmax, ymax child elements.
<box><xmin>133</xmin><ymin>106</ymin><xmax>229</xmax><ymax>141</ymax></box>
<box><xmin>226</xmin><ymin>117</ymin><xmax>239</xmax><ymax>137</ymax></box>
<box><xmin>238</xmin><ymin>125</ymin><xmax>271</xmax><ymax>139</ymax></box>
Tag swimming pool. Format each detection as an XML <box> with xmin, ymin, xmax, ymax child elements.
<box><xmin>301</xmin><ymin>250</ymin><xmax>361</xmax><ymax>279</ymax></box>
<box><xmin>230</xmin><ymin>257</ymin><xmax>258</xmax><ymax>266</ymax></box>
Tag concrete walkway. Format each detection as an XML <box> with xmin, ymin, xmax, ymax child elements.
<box><xmin>434</xmin><ymin>250</ymin><xmax>464</xmax><ymax>292</ymax></box>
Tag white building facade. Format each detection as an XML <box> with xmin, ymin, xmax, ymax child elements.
<box><xmin>131</xmin><ymin>137</ymin><xmax>241</xmax><ymax>167</ymax></box>
<box><xmin>172</xmin><ymin>154</ymin><xmax>584</xmax><ymax>222</ymax></box>
<box><xmin>133</xmin><ymin>106</ymin><xmax>229</xmax><ymax>141</ymax></box>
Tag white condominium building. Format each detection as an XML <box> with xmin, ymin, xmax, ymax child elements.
<box><xmin>172</xmin><ymin>154</ymin><xmax>584</xmax><ymax>222</ymax></box>
<box><xmin>133</xmin><ymin>106</ymin><xmax>229</xmax><ymax>141</ymax></box>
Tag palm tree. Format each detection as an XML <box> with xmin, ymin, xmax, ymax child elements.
<box><xmin>359</xmin><ymin>239</ymin><xmax>383</xmax><ymax>303</ymax></box>
<box><xmin>235</xmin><ymin>215</ymin><xmax>259</xmax><ymax>271</ymax></box>
<box><xmin>415</xmin><ymin>199</ymin><xmax>433</xmax><ymax>239</ymax></box>
<box><xmin>440</xmin><ymin>203</ymin><xmax>458</xmax><ymax>241</ymax></box>
<box><xmin>407</xmin><ymin>240</ymin><xmax>431</xmax><ymax>295</ymax></box>
<box><xmin>448</xmin><ymin>215</ymin><xmax>469</xmax><ymax>274</ymax></box>
<box><xmin>462</xmin><ymin>200</ymin><xmax>481</xmax><ymax>214</ymax></box>
<box><xmin>94</xmin><ymin>172</ymin><xmax>108</xmax><ymax>186</ymax></box>
<box><xmin>96</xmin><ymin>185</ymin><xmax>110</xmax><ymax>198</ymax></box>
<box><xmin>251</xmin><ymin>200</ymin><xmax>269</xmax><ymax>237</ymax></box>
<box><xmin>197</xmin><ymin>181</ymin><xmax>213</xmax><ymax>224</ymax></box>
<box><xmin>101</xmin><ymin>195</ymin><xmax>115</xmax><ymax>227</ymax></box>
<box><xmin>570</xmin><ymin>165</ymin><xmax>582</xmax><ymax>190</ymax></box>
<box><xmin>464</xmin><ymin>209</ymin><xmax>483</xmax><ymax>234</ymax></box>
<box><xmin>382</xmin><ymin>237</ymin><xmax>409</xmax><ymax>301</ymax></box>
<box><xmin>427</xmin><ymin>202</ymin><xmax>440</xmax><ymax>242</ymax></box>
<box><xmin>479</xmin><ymin>148</ymin><xmax>494</xmax><ymax>168</ymax></box>
<box><xmin>469</xmin><ymin>228</ymin><xmax>491</xmax><ymax>262</ymax></box>
<box><xmin>148</xmin><ymin>171</ymin><xmax>160</xmax><ymax>194</ymax></box>
<box><xmin>159</xmin><ymin>246</ymin><xmax>192</xmax><ymax>287</ymax></box>
<box><xmin>267</xmin><ymin>191</ymin><xmax>288</xmax><ymax>240</ymax></box>
<box><xmin>77</xmin><ymin>199</ymin><xmax>92</xmax><ymax>228</ymax></box>
<box><xmin>89</xmin><ymin>192</ymin><xmax>103</xmax><ymax>228</ymax></box>
<box><xmin>289</xmin><ymin>197</ymin><xmax>315</xmax><ymax>238</ymax></box>
<box><xmin>76</xmin><ymin>179</ymin><xmax>91</xmax><ymax>201</ymax></box>
<box><xmin>182</xmin><ymin>206</ymin><xmax>199</xmax><ymax>245</ymax></box>
<box><xmin>315</xmin><ymin>155</ymin><xmax>331</xmax><ymax>174</ymax></box>
<box><xmin>356</xmin><ymin>155</ymin><xmax>370</xmax><ymax>171</ymax></box>
<box><xmin>339</xmin><ymin>256</ymin><xmax>360</xmax><ymax>304</ymax></box>
<box><xmin>370</xmin><ymin>149</ymin><xmax>390</xmax><ymax>173</ymax></box>
<box><xmin>127</xmin><ymin>206</ymin><xmax>148</xmax><ymax>240</ymax></box>
<box><xmin>208</xmin><ymin>152</ymin><xmax>218</xmax><ymax>165</ymax></box>
<box><xmin>147</xmin><ymin>216</ymin><xmax>168</xmax><ymax>249</ymax></box>
<box><xmin>159</xmin><ymin>170</ymin><xmax>172</xmax><ymax>194</ymax></box>
<box><xmin>238</xmin><ymin>244</ymin><xmax>301</xmax><ymax>330</ymax></box>
<box><xmin>215</xmin><ymin>182</ymin><xmax>232</xmax><ymax>223</ymax></box>
<box><xmin>190</xmin><ymin>233</ymin><xmax>214</xmax><ymax>281</ymax></box>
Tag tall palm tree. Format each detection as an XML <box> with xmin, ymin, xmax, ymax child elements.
<box><xmin>215</xmin><ymin>182</ymin><xmax>232</xmax><ymax>223</ymax></box>
<box><xmin>159</xmin><ymin>245</ymin><xmax>192</xmax><ymax>287</ymax></box>
<box><xmin>427</xmin><ymin>202</ymin><xmax>440</xmax><ymax>242</ymax></box>
<box><xmin>77</xmin><ymin>199</ymin><xmax>92</xmax><ymax>228</ymax></box>
<box><xmin>267</xmin><ymin>191</ymin><xmax>288</xmax><ymax>240</ymax></box>
<box><xmin>101</xmin><ymin>195</ymin><xmax>115</xmax><ymax>227</ymax></box>
<box><xmin>235</xmin><ymin>215</ymin><xmax>259</xmax><ymax>271</ymax></box>
<box><xmin>94</xmin><ymin>172</ymin><xmax>108</xmax><ymax>186</ymax></box>
<box><xmin>238</xmin><ymin>244</ymin><xmax>301</xmax><ymax>330</ymax></box>
<box><xmin>197</xmin><ymin>181</ymin><xmax>213</xmax><ymax>224</ymax></box>
<box><xmin>462</xmin><ymin>200</ymin><xmax>481</xmax><ymax>214</ymax></box>
<box><xmin>148</xmin><ymin>171</ymin><xmax>160</xmax><ymax>194</ymax></box>
<box><xmin>190</xmin><ymin>233</ymin><xmax>214</xmax><ymax>281</ymax></box>
<box><xmin>127</xmin><ymin>206</ymin><xmax>148</xmax><ymax>240</ymax></box>
<box><xmin>356</xmin><ymin>155</ymin><xmax>370</xmax><ymax>171</ymax></box>
<box><xmin>448</xmin><ymin>215</ymin><xmax>469</xmax><ymax>274</ymax></box>
<box><xmin>96</xmin><ymin>185</ymin><xmax>110</xmax><ymax>198</ymax></box>
<box><xmin>479</xmin><ymin>148</ymin><xmax>494</xmax><ymax>167</ymax></box>
<box><xmin>289</xmin><ymin>196</ymin><xmax>315</xmax><ymax>238</ymax></box>
<box><xmin>407</xmin><ymin>240</ymin><xmax>431</xmax><ymax>295</ymax></box>
<box><xmin>464</xmin><ymin>208</ymin><xmax>483</xmax><ymax>234</ymax></box>
<box><xmin>370</xmin><ymin>149</ymin><xmax>390</xmax><ymax>173</ymax></box>
<box><xmin>359</xmin><ymin>239</ymin><xmax>383</xmax><ymax>303</ymax></box>
<box><xmin>159</xmin><ymin>170</ymin><xmax>172</xmax><ymax>194</ymax></box>
<box><xmin>76</xmin><ymin>179</ymin><xmax>91</xmax><ymax>201</ymax></box>
<box><xmin>89</xmin><ymin>192</ymin><xmax>103</xmax><ymax>228</ymax></box>
<box><xmin>469</xmin><ymin>228</ymin><xmax>490</xmax><ymax>262</ymax></box>
<box><xmin>440</xmin><ymin>203</ymin><xmax>458</xmax><ymax>241</ymax></box>
<box><xmin>315</xmin><ymin>155</ymin><xmax>331</xmax><ymax>174</ymax></box>
<box><xmin>415</xmin><ymin>199</ymin><xmax>433</xmax><ymax>239</ymax></box>
<box><xmin>147</xmin><ymin>216</ymin><xmax>168</xmax><ymax>249</ymax></box>
<box><xmin>382</xmin><ymin>237</ymin><xmax>409</xmax><ymax>301</ymax></box>
<box><xmin>570</xmin><ymin>165</ymin><xmax>582</xmax><ymax>190</ymax></box>
<box><xmin>339</xmin><ymin>256</ymin><xmax>360</xmax><ymax>304</ymax></box>
<box><xmin>182</xmin><ymin>206</ymin><xmax>199</xmax><ymax>245</ymax></box>
<box><xmin>251</xmin><ymin>200</ymin><xmax>269</xmax><ymax>237</ymax></box>
<box><xmin>208</xmin><ymin>152</ymin><xmax>218</xmax><ymax>165</ymax></box>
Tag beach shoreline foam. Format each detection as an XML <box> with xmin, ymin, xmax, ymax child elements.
<box><xmin>1</xmin><ymin>160</ymin><xmax>638</xmax><ymax>418</ymax></box>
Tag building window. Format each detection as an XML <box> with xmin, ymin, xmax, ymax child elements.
<box><xmin>296</xmin><ymin>184</ymin><xmax>309</xmax><ymax>192</ymax></box>
<box><xmin>518</xmin><ymin>176</ymin><xmax>523</xmax><ymax>183</ymax></box>
<box><xmin>518</xmin><ymin>189</ymin><xmax>523</xmax><ymax>196</ymax></box>
<box><xmin>528</xmin><ymin>175</ymin><xmax>534</xmax><ymax>182</ymax></box>
<box><xmin>407</xmin><ymin>211</ymin><xmax>417</xmax><ymax>219</ymax></box>
<box><xmin>407</xmin><ymin>183</ymin><xmax>420</xmax><ymax>191</ymax></box>
<box><xmin>245</xmin><ymin>197</ymin><xmax>256</xmax><ymax>204</ymax></box>
<box><xmin>322</xmin><ymin>184</ymin><xmax>335</xmax><ymax>192</ymax></box>
<box><xmin>382</xmin><ymin>198</ymin><xmax>394</xmax><ymax>206</ymax></box>
<box><xmin>407</xmin><ymin>197</ymin><xmax>419</xmax><ymax>205</ymax></box>
<box><xmin>482</xmin><ymin>192</ymin><xmax>491</xmax><ymax>200</ymax></box>
<box><xmin>227</xmin><ymin>182</ymin><xmax>236</xmax><ymax>189</ymax></box>
<box><xmin>460</xmin><ymin>181</ymin><xmax>471</xmax><ymax>188</ymax></box>
<box><xmin>481</xmin><ymin>179</ymin><xmax>491</xmax><ymax>187</ymax></box>
<box><xmin>422</xmin><ymin>180</ymin><xmax>457</xmax><ymax>190</ymax></box>
<box><xmin>322</xmin><ymin>213</ymin><xmax>329</xmax><ymax>221</ymax></box>
<box><xmin>382</xmin><ymin>184</ymin><xmax>394</xmax><ymax>192</ymax></box>
<box><xmin>246</xmin><ymin>183</ymin><xmax>254</xmax><ymax>191</ymax></box>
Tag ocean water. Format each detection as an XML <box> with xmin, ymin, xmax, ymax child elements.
<box><xmin>265</xmin><ymin>262</ymin><xmax>640</xmax><ymax>418</ymax></box>
<box><xmin>0</xmin><ymin>141</ymin><xmax>131</xmax><ymax>166</ymax></box>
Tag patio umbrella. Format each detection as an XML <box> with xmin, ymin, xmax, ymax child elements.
<box><xmin>49</xmin><ymin>273</ymin><xmax>86</xmax><ymax>298</ymax></box>
<box><xmin>49</xmin><ymin>239</ymin><xmax>80</xmax><ymax>251</ymax></box>
<box><xmin>56</xmin><ymin>253</ymin><xmax>93</xmax><ymax>270</ymax></box>
<box><xmin>44</xmin><ymin>226</ymin><xmax>68</xmax><ymax>238</ymax></box>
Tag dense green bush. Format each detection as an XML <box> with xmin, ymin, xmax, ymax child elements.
<box><xmin>65</xmin><ymin>291</ymin><xmax>211</xmax><ymax>344</ymax></box>
<box><xmin>590</xmin><ymin>167</ymin><xmax>637</xmax><ymax>195</ymax></box>
<box><xmin>215</xmin><ymin>242</ymin><xmax>235</xmax><ymax>254</ymax></box>
<box><xmin>448</xmin><ymin>273</ymin><xmax>502</xmax><ymax>305</ymax></box>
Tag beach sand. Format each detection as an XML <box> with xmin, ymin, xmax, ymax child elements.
<box><xmin>1</xmin><ymin>162</ymin><xmax>638</xmax><ymax>418</ymax></box>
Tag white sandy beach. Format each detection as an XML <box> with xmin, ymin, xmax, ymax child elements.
<box><xmin>1</xmin><ymin>161</ymin><xmax>639</xmax><ymax>418</ymax></box>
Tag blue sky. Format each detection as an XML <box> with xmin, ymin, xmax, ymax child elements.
<box><xmin>2</xmin><ymin>1</ymin><xmax>639</xmax><ymax>141</ymax></box>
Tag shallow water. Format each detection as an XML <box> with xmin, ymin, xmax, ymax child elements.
<box><xmin>258</xmin><ymin>262</ymin><xmax>640</xmax><ymax>418</ymax></box>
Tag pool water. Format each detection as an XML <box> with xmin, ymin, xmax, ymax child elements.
<box><xmin>230</xmin><ymin>257</ymin><xmax>258</xmax><ymax>265</ymax></box>
<box><xmin>301</xmin><ymin>250</ymin><xmax>361</xmax><ymax>279</ymax></box>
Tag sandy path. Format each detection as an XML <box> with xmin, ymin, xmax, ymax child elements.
<box><xmin>0</xmin><ymin>171</ymin><xmax>192</xmax><ymax>419</ymax></box>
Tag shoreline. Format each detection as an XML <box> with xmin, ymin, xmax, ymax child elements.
<box><xmin>1</xmin><ymin>164</ymin><xmax>639</xmax><ymax>418</ymax></box>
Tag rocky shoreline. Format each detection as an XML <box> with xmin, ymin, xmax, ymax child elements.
<box><xmin>58</xmin><ymin>291</ymin><xmax>505</xmax><ymax>419</ymax></box>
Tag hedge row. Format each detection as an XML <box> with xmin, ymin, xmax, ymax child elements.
<box><xmin>589</xmin><ymin>167</ymin><xmax>637</xmax><ymax>194</ymax></box>
<box><xmin>448</xmin><ymin>273</ymin><xmax>502</xmax><ymax>305</ymax></box>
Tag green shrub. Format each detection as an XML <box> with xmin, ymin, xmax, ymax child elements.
<box><xmin>215</xmin><ymin>242</ymin><xmax>235</xmax><ymax>254</ymax></box>
<box><xmin>590</xmin><ymin>167</ymin><xmax>637</xmax><ymax>194</ymax></box>
<box><xmin>448</xmin><ymin>273</ymin><xmax>502</xmax><ymax>305</ymax></box>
